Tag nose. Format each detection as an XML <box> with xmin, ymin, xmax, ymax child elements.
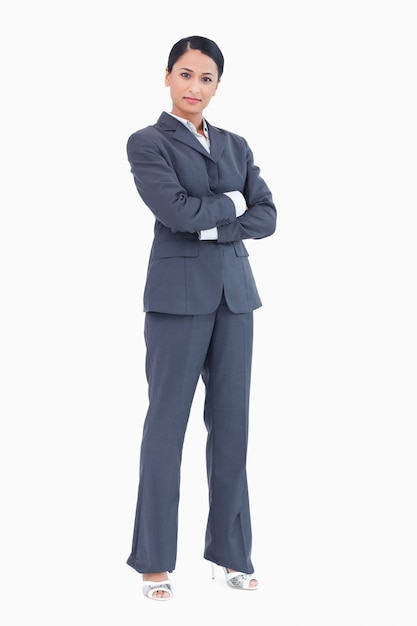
<box><xmin>189</xmin><ymin>77</ymin><xmax>200</xmax><ymax>93</ymax></box>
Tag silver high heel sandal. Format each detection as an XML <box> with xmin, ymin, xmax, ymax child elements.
<box><xmin>211</xmin><ymin>562</ymin><xmax>259</xmax><ymax>590</ymax></box>
<box><xmin>142</xmin><ymin>578</ymin><xmax>173</xmax><ymax>601</ymax></box>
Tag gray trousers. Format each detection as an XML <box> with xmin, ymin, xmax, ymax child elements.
<box><xmin>127</xmin><ymin>297</ymin><xmax>255</xmax><ymax>574</ymax></box>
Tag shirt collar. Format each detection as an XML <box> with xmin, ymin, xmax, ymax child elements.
<box><xmin>167</xmin><ymin>112</ymin><xmax>209</xmax><ymax>138</ymax></box>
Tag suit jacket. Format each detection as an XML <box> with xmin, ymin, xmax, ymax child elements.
<box><xmin>127</xmin><ymin>111</ymin><xmax>277</xmax><ymax>314</ymax></box>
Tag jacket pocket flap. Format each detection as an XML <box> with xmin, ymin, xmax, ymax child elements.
<box><xmin>233</xmin><ymin>241</ymin><xmax>249</xmax><ymax>258</ymax></box>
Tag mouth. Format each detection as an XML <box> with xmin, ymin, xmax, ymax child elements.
<box><xmin>183</xmin><ymin>97</ymin><xmax>201</xmax><ymax>104</ymax></box>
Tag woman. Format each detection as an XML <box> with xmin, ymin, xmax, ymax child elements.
<box><xmin>126</xmin><ymin>35</ymin><xmax>277</xmax><ymax>601</ymax></box>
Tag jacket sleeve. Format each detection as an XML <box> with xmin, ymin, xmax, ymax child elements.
<box><xmin>216</xmin><ymin>145</ymin><xmax>277</xmax><ymax>243</ymax></box>
<box><xmin>127</xmin><ymin>131</ymin><xmax>237</xmax><ymax>233</ymax></box>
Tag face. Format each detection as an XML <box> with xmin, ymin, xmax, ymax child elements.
<box><xmin>165</xmin><ymin>48</ymin><xmax>220</xmax><ymax>123</ymax></box>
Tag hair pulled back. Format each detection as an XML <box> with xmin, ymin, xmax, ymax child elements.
<box><xmin>167</xmin><ymin>35</ymin><xmax>224</xmax><ymax>79</ymax></box>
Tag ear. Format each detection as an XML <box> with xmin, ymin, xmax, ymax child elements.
<box><xmin>165</xmin><ymin>67</ymin><xmax>170</xmax><ymax>87</ymax></box>
<box><xmin>213</xmin><ymin>78</ymin><xmax>221</xmax><ymax>95</ymax></box>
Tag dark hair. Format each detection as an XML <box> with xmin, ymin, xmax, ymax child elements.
<box><xmin>167</xmin><ymin>35</ymin><xmax>224</xmax><ymax>79</ymax></box>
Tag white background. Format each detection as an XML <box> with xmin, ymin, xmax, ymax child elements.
<box><xmin>1</xmin><ymin>1</ymin><xmax>416</xmax><ymax>624</ymax></box>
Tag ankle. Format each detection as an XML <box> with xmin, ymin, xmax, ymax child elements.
<box><xmin>142</xmin><ymin>572</ymin><xmax>169</xmax><ymax>583</ymax></box>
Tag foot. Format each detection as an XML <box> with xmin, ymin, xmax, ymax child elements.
<box><xmin>142</xmin><ymin>572</ymin><xmax>172</xmax><ymax>600</ymax></box>
<box><xmin>225</xmin><ymin>568</ymin><xmax>259</xmax><ymax>589</ymax></box>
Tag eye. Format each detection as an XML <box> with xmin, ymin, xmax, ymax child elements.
<box><xmin>180</xmin><ymin>72</ymin><xmax>191</xmax><ymax>79</ymax></box>
<box><xmin>202</xmin><ymin>77</ymin><xmax>213</xmax><ymax>83</ymax></box>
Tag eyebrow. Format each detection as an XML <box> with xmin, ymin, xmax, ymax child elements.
<box><xmin>179</xmin><ymin>66</ymin><xmax>215</xmax><ymax>76</ymax></box>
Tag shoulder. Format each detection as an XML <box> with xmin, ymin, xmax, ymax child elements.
<box><xmin>127</xmin><ymin>112</ymin><xmax>179</xmax><ymax>152</ymax></box>
<box><xmin>127</xmin><ymin>123</ymin><xmax>160</xmax><ymax>146</ymax></box>
<box><xmin>127</xmin><ymin>125</ymin><xmax>157</xmax><ymax>148</ymax></box>
<box><xmin>127</xmin><ymin>124</ymin><xmax>162</xmax><ymax>155</ymax></box>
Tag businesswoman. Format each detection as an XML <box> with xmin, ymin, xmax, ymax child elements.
<box><xmin>126</xmin><ymin>35</ymin><xmax>277</xmax><ymax>601</ymax></box>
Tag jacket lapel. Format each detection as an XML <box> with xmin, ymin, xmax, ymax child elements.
<box><xmin>206</xmin><ymin>122</ymin><xmax>226</xmax><ymax>163</ymax></box>
<box><xmin>157</xmin><ymin>112</ymin><xmax>226</xmax><ymax>162</ymax></box>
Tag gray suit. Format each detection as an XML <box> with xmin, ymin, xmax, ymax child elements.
<box><xmin>126</xmin><ymin>112</ymin><xmax>276</xmax><ymax>574</ymax></box>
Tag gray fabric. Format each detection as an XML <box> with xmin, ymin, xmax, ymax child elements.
<box><xmin>127</xmin><ymin>302</ymin><xmax>254</xmax><ymax>574</ymax></box>
<box><xmin>127</xmin><ymin>112</ymin><xmax>276</xmax><ymax>314</ymax></box>
<box><xmin>126</xmin><ymin>113</ymin><xmax>276</xmax><ymax>574</ymax></box>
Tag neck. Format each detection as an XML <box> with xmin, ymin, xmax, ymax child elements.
<box><xmin>171</xmin><ymin>110</ymin><xmax>203</xmax><ymax>132</ymax></box>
